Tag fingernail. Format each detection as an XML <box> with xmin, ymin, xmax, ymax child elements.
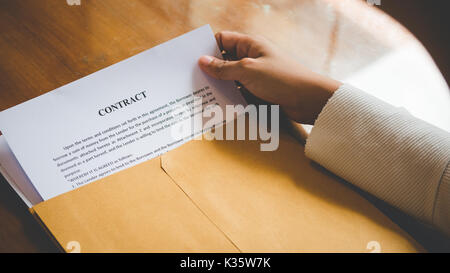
<box><xmin>199</xmin><ymin>56</ymin><xmax>214</xmax><ymax>66</ymax></box>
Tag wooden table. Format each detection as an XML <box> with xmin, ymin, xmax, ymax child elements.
<box><xmin>0</xmin><ymin>0</ymin><xmax>449</xmax><ymax>252</ymax></box>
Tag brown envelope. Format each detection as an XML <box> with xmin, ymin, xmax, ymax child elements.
<box><xmin>160</xmin><ymin>128</ymin><xmax>422</xmax><ymax>253</ymax></box>
<box><xmin>31</xmin><ymin>125</ymin><xmax>423</xmax><ymax>252</ymax></box>
<box><xmin>31</xmin><ymin>157</ymin><xmax>239</xmax><ymax>253</ymax></box>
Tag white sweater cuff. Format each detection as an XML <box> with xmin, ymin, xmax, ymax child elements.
<box><xmin>305</xmin><ymin>84</ymin><xmax>450</xmax><ymax>235</ymax></box>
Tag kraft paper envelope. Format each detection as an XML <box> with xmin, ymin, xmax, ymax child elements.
<box><xmin>159</xmin><ymin>128</ymin><xmax>422</xmax><ymax>252</ymax></box>
<box><xmin>32</xmin><ymin>157</ymin><xmax>239</xmax><ymax>252</ymax></box>
<box><xmin>31</xmin><ymin>124</ymin><xmax>422</xmax><ymax>252</ymax></box>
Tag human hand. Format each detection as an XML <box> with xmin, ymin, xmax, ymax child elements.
<box><xmin>198</xmin><ymin>31</ymin><xmax>341</xmax><ymax>124</ymax></box>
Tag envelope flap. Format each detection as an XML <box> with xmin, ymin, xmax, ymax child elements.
<box><xmin>33</xmin><ymin>157</ymin><xmax>238</xmax><ymax>253</ymax></box>
<box><xmin>161</xmin><ymin>130</ymin><xmax>422</xmax><ymax>252</ymax></box>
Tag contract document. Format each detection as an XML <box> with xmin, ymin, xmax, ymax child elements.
<box><xmin>0</xmin><ymin>25</ymin><xmax>246</xmax><ymax>202</ymax></box>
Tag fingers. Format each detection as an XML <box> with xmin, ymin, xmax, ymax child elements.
<box><xmin>215</xmin><ymin>31</ymin><xmax>266</xmax><ymax>59</ymax></box>
<box><xmin>198</xmin><ymin>55</ymin><xmax>244</xmax><ymax>81</ymax></box>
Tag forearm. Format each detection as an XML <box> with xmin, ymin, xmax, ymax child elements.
<box><xmin>305</xmin><ymin>84</ymin><xmax>450</xmax><ymax>236</ymax></box>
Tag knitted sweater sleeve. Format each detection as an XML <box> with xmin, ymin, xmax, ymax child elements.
<box><xmin>305</xmin><ymin>84</ymin><xmax>450</xmax><ymax>236</ymax></box>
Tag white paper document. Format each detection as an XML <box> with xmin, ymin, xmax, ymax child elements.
<box><xmin>0</xmin><ymin>135</ymin><xmax>43</xmax><ymax>206</ymax></box>
<box><xmin>0</xmin><ymin>25</ymin><xmax>246</xmax><ymax>201</ymax></box>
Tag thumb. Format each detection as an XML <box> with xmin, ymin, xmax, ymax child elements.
<box><xmin>198</xmin><ymin>56</ymin><xmax>243</xmax><ymax>81</ymax></box>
